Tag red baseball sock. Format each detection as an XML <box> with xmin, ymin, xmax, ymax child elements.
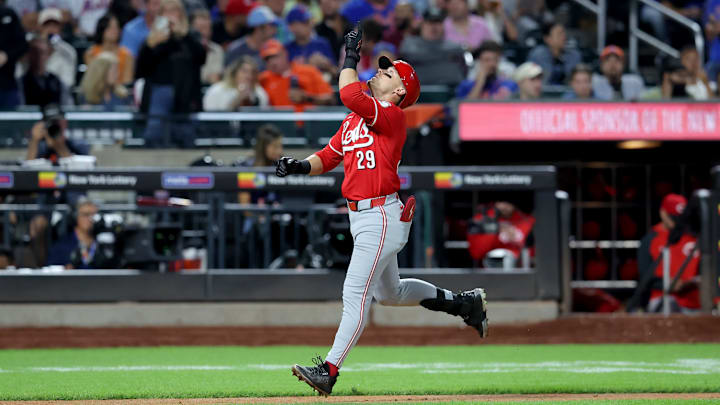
<box><xmin>325</xmin><ymin>361</ymin><xmax>339</xmax><ymax>376</ymax></box>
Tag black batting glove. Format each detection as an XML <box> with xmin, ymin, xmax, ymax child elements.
<box><xmin>342</xmin><ymin>26</ymin><xmax>363</xmax><ymax>70</ymax></box>
<box><xmin>276</xmin><ymin>157</ymin><xmax>311</xmax><ymax>177</ymax></box>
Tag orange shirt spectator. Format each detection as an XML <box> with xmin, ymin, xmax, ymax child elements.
<box><xmin>84</xmin><ymin>14</ymin><xmax>134</xmax><ymax>85</ymax></box>
<box><xmin>258</xmin><ymin>39</ymin><xmax>334</xmax><ymax>112</ymax></box>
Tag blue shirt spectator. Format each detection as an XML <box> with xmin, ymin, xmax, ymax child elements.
<box><xmin>284</xmin><ymin>5</ymin><xmax>335</xmax><ymax>64</ymax></box>
<box><xmin>120</xmin><ymin>14</ymin><xmax>151</xmax><ymax>58</ymax></box>
<box><xmin>341</xmin><ymin>0</ymin><xmax>397</xmax><ymax>26</ymax></box>
<box><xmin>455</xmin><ymin>40</ymin><xmax>516</xmax><ymax>100</ymax></box>
<box><xmin>527</xmin><ymin>23</ymin><xmax>582</xmax><ymax>86</ymax></box>
<box><xmin>705</xmin><ymin>0</ymin><xmax>720</xmax><ymax>79</ymax></box>
<box><xmin>455</xmin><ymin>76</ymin><xmax>517</xmax><ymax>99</ymax></box>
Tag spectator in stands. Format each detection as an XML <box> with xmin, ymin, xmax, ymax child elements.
<box><xmin>340</xmin><ymin>0</ymin><xmax>396</xmax><ymax>26</ymax></box>
<box><xmin>476</xmin><ymin>0</ymin><xmax>517</xmax><ymax>44</ymax></box>
<box><xmin>706</xmin><ymin>2</ymin><xmax>720</xmax><ymax>85</ymax></box>
<box><xmin>0</xmin><ymin>2</ymin><xmax>27</xmax><ymax>109</ymax></box>
<box><xmin>513</xmin><ymin>0</ymin><xmax>553</xmax><ymax>45</ymax></box>
<box><xmin>37</xmin><ymin>8</ymin><xmax>77</xmax><ymax>89</ymax></box>
<box><xmin>382</xmin><ymin>0</ymin><xmax>419</xmax><ymax>48</ymax></box>
<box><xmin>47</xmin><ymin>198</ymin><xmax>105</xmax><ymax>269</ymax></box>
<box><xmin>225</xmin><ymin>5</ymin><xmax>278</xmax><ymax>70</ymax></box>
<box><xmin>136</xmin><ymin>0</ymin><xmax>205</xmax><ymax>147</ymax></box>
<box><xmin>563</xmin><ymin>63</ymin><xmax>594</xmax><ymax>100</ymax></box>
<box><xmin>444</xmin><ymin>0</ymin><xmax>493</xmax><ymax>52</ymax></box>
<box><xmin>285</xmin><ymin>5</ymin><xmax>337</xmax><ymax>79</ymax></box>
<box><xmin>203</xmin><ymin>56</ymin><xmax>269</xmax><ymax>110</ymax></box>
<box><xmin>316</xmin><ymin>0</ymin><xmax>352</xmax><ymax>62</ymax></box>
<box><xmin>191</xmin><ymin>9</ymin><xmax>224</xmax><ymax>84</ymax></box>
<box><xmin>79</xmin><ymin>52</ymin><xmax>131</xmax><ymax>109</ymax></box>
<box><xmin>22</xmin><ymin>37</ymin><xmax>73</xmax><ymax>108</ymax></box>
<box><xmin>120</xmin><ymin>0</ymin><xmax>161</xmax><ymax>57</ymax></box>
<box><xmin>12</xmin><ymin>214</ymin><xmax>49</xmax><ymax>269</ymax></box>
<box><xmin>592</xmin><ymin>45</ymin><xmax>646</xmax><ymax>101</ymax></box>
<box><xmin>260</xmin><ymin>0</ymin><xmax>292</xmax><ymax>43</ymax></box>
<box><xmin>283</xmin><ymin>0</ymin><xmax>323</xmax><ymax>23</ymax></box>
<box><xmin>73</xmin><ymin>0</ymin><xmax>112</xmax><ymax>38</ymax></box>
<box><xmin>637</xmin><ymin>193</ymin><xmax>700</xmax><ymax>313</ymax></box>
<box><xmin>527</xmin><ymin>22</ymin><xmax>581</xmax><ymax>86</ymax></box>
<box><xmin>236</xmin><ymin>124</ymin><xmax>283</xmax><ymax>205</ymax></box>
<box><xmin>359</xmin><ymin>42</ymin><xmax>396</xmax><ymax>82</ymax></box>
<box><xmin>512</xmin><ymin>61</ymin><xmax>543</xmax><ymax>100</ymax></box>
<box><xmin>5</xmin><ymin>0</ymin><xmax>40</xmax><ymax>32</ymax></box>
<box><xmin>400</xmin><ymin>8</ymin><xmax>466</xmax><ymax>87</ymax></box>
<box><xmin>258</xmin><ymin>39</ymin><xmax>334</xmax><ymax>110</ymax></box>
<box><xmin>85</xmin><ymin>14</ymin><xmax>134</xmax><ymax>85</ymax></box>
<box><xmin>660</xmin><ymin>58</ymin><xmax>693</xmax><ymax>99</ymax></box>
<box><xmin>455</xmin><ymin>40</ymin><xmax>516</xmax><ymax>100</ymax></box>
<box><xmin>466</xmin><ymin>201</ymin><xmax>535</xmax><ymax>269</ymax></box>
<box><xmin>680</xmin><ymin>46</ymin><xmax>713</xmax><ymax>100</ymax></box>
<box><xmin>26</xmin><ymin>104</ymin><xmax>89</xmax><ymax>163</ymax></box>
<box><xmin>212</xmin><ymin>0</ymin><xmax>253</xmax><ymax>48</ymax></box>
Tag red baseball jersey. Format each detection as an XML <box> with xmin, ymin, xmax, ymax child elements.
<box><xmin>315</xmin><ymin>81</ymin><xmax>406</xmax><ymax>201</ymax></box>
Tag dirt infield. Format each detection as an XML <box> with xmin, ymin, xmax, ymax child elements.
<box><xmin>3</xmin><ymin>393</ymin><xmax>720</xmax><ymax>404</ymax></box>
<box><xmin>0</xmin><ymin>314</ymin><xmax>719</xmax><ymax>349</ymax></box>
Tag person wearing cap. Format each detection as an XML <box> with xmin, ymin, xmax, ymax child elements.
<box><xmin>224</xmin><ymin>5</ymin><xmax>278</xmax><ymax>69</ymax></box>
<box><xmin>399</xmin><ymin>7</ymin><xmax>466</xmax><ymax>86</ymax></box>
<box><xmin>32</xmin><ymin>8</ymin><xmax>77</xmax><ymax>89</ymax></box>
<box><xmin>284</xmin><ymin>5</ymin><xmax>337</xmax><ymax>78</ymax></box>
<box><xmin>120</xmin><ymin>0</ymin><xmax>162</xmax><ymax>58</ymax></box>
<box><xmin>257</xmin><ymin>39</ymin><xmax>333</xmax><ymax>109</ymax></box>
<box><xmin>637</xmin><ymin>193</ymin><xmax>701</xmax><ymax>313</ymax></box>
<box><xmin>512</xmin><ymin>61</ymin><xmax>543</xmax><ymax>100</ymax></box>
<box><xmin>527</xmin><ymin>22</ymin><xmax>581</xmax><ymax>86</ymax></box>
<box><xmin>0</xmin><ymin>2</ymin><xmax>27</xmax><ymax>109</ymax></box>
<box><xmin>340</xmin><ymin>0</ymin><xmax>397</xmax><ymax>26</ymax></box>
<box><xmin>592</xmin><ymin>45</ymin><xmax>646</xmax><ymax>101</ymax></box>
<box><xmin>212</xmin><ymin>0</ymin><xmax>253</xmax><ymax>48</ymax></box>
<box><xmin>278</xmin><ymin>26</ymin><xmax>488</xmax><ymax>396</ymax></box>
<box><xmin>455</xmin><ymin>40</ymin><xmax>516</xmax><ymax>100</ymax></box>
<box><xmin>22</xmin><ymin>36</ymin><xmax>73</xmax><ymax>108</ymax></box>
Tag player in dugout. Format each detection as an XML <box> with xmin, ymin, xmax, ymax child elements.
<box><xmin>275</xmin><ymin>26</ymin><xmax>489</xmax><ymax>396</ymax></box>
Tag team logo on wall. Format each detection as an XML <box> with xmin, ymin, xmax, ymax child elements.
<box><xmin>434</xmin><ymin>172</ymin><xmax>462</xmax><ymax>189</ymax></box>
<box><xmin>0</xmin><ymin>172</ymin><xmax>13</xmax><ymax>188</ymax></box>
<box><xmin>398</xmin><ymin>172</ymin><xmax>411</xmax><ymax>189</ymax></box>
<box><xmin>237</xmin><ymin>172</ymin><xmax>266</xmax><ymax>189</ymax></box>
<box><xmin>38</xmin><ymin>172</ymin><xmax>66</xmax><ymax>188</ymax></box>
<box><xmin>161</xmin><ymin>172</ymin><xmax>214</xmax><ymax>189</ymax></box>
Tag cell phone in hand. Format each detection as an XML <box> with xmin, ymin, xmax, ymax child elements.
<box><xmin>153</xmin><ymin>16</ymin><xmax>169</xmax><ymax>32</ymax></box>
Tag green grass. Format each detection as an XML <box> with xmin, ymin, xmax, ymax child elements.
<box><xmin>0</xmin><ymin>344</ymin><xmax>719</xmax><ymax>400</ymax></box>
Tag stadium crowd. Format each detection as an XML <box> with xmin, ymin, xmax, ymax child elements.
<box><xmin>0</xmin><ymin>0</ymin><xmax>719</xmax><ymax>118</ymax></box>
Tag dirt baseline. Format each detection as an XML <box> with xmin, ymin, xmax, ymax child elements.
<box><xmin>1</xmin><ymin>314</ymin><xmax>719</xmax><ymax>349</ymax></box>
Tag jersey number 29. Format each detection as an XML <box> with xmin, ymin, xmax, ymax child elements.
<box><xmin>356</xmin><ymin>150</ymin><xmax>376</xmax><ymax>170</ymax></box>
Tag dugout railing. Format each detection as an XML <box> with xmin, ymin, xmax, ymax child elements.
<box><xmin>0</xmin><ymin>166</ymin><xmax>570</xmax><ymax>304</ymax></box>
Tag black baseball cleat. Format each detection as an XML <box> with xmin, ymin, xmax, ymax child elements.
<box><xmin>291</xmin><ymin>356</ymin><xmax>338</xmax><ymax>397</ymax></box>
<box><xmin>458</xmin><ymin>288</ymin><xmax>489</xmax><ymax>338</ymax></box>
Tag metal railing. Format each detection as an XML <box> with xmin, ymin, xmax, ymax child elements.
<box><xmin>629</xmin><ymin>0</ymin><xmax>705</xmax><ymax>72</ymax></box>
<box><xmin>570</xmin><ymin>0</ymin><xmax>607</xmax><ymax>58</ymax></box>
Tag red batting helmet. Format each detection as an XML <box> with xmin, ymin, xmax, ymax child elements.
<box><xmin>379</xmin><ymin>56</ymin><xmax>420</xmax><ymax>109</ymax></box>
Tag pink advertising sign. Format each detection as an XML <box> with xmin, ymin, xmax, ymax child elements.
<box><xmin>458</xmin><ymin>103</ymin><xmax>720</xmax><ymax>141</ymax></box>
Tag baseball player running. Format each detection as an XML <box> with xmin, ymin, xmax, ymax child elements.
<box><xmin>276</xmin><ymin>27</ymin><xmax>488</xmax><ymax>397</ymax></box>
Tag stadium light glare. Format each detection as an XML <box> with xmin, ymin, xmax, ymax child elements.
<box><xmin>617</xmin><ymin>140</ymin><xmax>662</xmax><ymax>149</ymax></box>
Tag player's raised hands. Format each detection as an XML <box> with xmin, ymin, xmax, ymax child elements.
<box><xmin>344</xmin><ymin>26</ymin><xmax>363</xmax><ymax>62</ymax></box>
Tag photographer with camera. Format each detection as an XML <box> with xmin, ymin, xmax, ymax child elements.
<box><xmin>47</xmin><ymin>198</ymin><xmax>112</xmax><ymax>269</ymax></box>
<box><xmin>26</xmin><ymin>104</ymin><xmax>88</xmax><ymax>164</ymax></box>
<box><xmin>466</xmin><ymin>201</ymin><xmax>535</xmax><ymax>269</ymax></box>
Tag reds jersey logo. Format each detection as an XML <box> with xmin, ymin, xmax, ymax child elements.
<box><xmin>341</xmin><ymin>118</ymin><xmax>374</xmax><ymax>153</ymax></box>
